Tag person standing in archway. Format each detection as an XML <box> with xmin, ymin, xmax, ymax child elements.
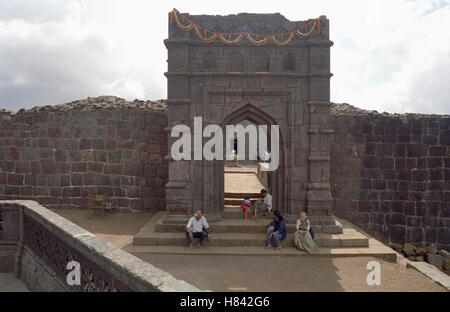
<box><xmin>253</xmin><ymin>189</ymin><xmax>272</xmax><ymax>222</ymax></box>
<box><xmin>232</xmin><ymin>138</ymin><xmax>240</xmax><ymax>166</ymax></box>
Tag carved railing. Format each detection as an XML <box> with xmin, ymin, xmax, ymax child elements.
<box><xmin>0</xmin><ymin>200</ymin><xmax>202</xmax><ymax>292</ymax></box>
<box><xmin>23</xmin><ymin>215</ymin><xmax>132</xmax><ymax>292</ymax></box>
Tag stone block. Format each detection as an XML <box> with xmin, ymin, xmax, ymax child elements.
<box><xmin>123</xmin><ymin>162</ymin><xmax>144</xmax><ymax>177</ymax></box>
<box><xmin>7</xmin><ymin>174</ymin><xmax>24</xmax><ymax>185</ymax></box>
<box><xmin>407</xmin><ymin>143</ymin><xmax>428</xmax><ymax>157</ymax></box>
<box><xmin>70</xmin><ymin>173</ymin><xmax>83</xmax><ymax>186</ymax></box>
<box><xmin>389</xmin><ymin>225</ymin><xmax>405</xmax><ymax>244</ymax></box>
<box><xmin>415</xmin><ymin>247</ymin><xmax>426</xmax><ymax>256</ymax></box>
<box><xmin>63</xmin><ymin>187</ymin><xmax>81</xmax><ymax>197</ymax></box>
<box><xmin>87</xmin><ymin>162</ymin><xmax>104</xmax><ymax>173</ymax></box>
<box><xmin>104</xmin><ymin>164</ymin><xmax>123</xmax><ymax>175</ymax></box>
<box><xmin>92</xmin><ymin>138</ymin><xmax>105</xmax><ymax>149</ymax></box>
<box><xmin>5</xmin><ymin>186</ymin><xmax>20</xmax><ymax>196</ymax></box>
<box><xmin>15</xmin><ymin>162</ymin><xmax>31</xmax><ymax>174</ymax></box>
<box><xmin>426</xmin><ymin>253</ymin><xmax>443</xmax><ymax>270</ymax></box>
<box><xmin>40</xmin><ymin>159</ymin><xmax>57</xmax><ymax>174</ymax></box>
<box><xmin>71</xmin><ymin>162</ymin><xmax>87</xmax><ymax>172</ymax></box>
<box><xmin>79</xmin><ymin>138</ymin><xmax>92</xmax><ymax>150</ymax></box>
<box><xmin>97</xmin><ymin>186</ymin><xmax>114</xmax><ymax>196</ymax></box>
<box><xmin>108</xmin><ymin>151</ymin><xmax>122</xmax><ymax>163</ymax></box>
<box><xmin>2</xmin><ymin>207</ymin><xmax>20</xmax><ymax>241</ymax></box>
<box><xmin>403</xmin><ymin>243</ymin><xmax>416</xmax><ymax>257</ymax></box>
<box><xmin>442</xmin><ymin>256</ymin><xmax>450</xmax><ymax>271</ymax></box>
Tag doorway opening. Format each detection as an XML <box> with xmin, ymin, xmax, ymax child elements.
<box><xmin>224</xmin><ymin>119</ymin><xmax>270</xmax><ymax>208</ymax></box>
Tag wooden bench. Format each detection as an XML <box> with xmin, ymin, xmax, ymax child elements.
<box><xmin>87</xmin><ymin>194</ymin><xmax>111</xmax><ymax>214</ymax></box>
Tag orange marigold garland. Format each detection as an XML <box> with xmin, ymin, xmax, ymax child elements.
<box><xmin>295</xmin><ymin>20</ymin><xmax>317</xmax><ymax>37</ymax></box>
<box><xmin>170</xmin><ymin>9</ymin><xmax>320</xmax><ymax>46</ymax></box>
<box><xmin>217</xmin><ymin>33</ymin><xmax>245</xmax><ymax>45</ymax></box>
<box><xmin>173</xmin><ymin>9</ymin><xmax>194</xmax><ymax>31</ymax></box>
<box><xmin>193</xmin><ymin>24</ymin><xmax>218</xmax><ymax>43</ymax></box>
<box><xmin>272</xmin><ymin>32</ymin><xmax>295</xmax><ymax>46</ymax></box>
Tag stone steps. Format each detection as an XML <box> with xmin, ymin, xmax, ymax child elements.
<box><xmin>124</xmin><ymin>245</ymin><xmax>397</xmax><ymax>262</ymax></box>
<box><xmin>131</xmin><ymin>214</ymin><xmax>397</xmax><ymax>261</ymax></box>
<box><xmin>133</xmin><ymin>231</ymin><xmax>368</xmax><ymax>248</ymax></box>
<box><xmin>224</xmin><ymin>192</ymin><xmax>263</xmax><ymax>199</ymax></box>
<box><xmin>155</xmin><ymin>218</ymin><xmax>343</xmax><ymax>234</ymax></box>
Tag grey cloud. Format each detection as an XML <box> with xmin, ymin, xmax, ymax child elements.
<box><xmin>400</xmin><ymin>56</ymin><xmax>450</xmax><ymax>114</ymax></box>
<box><xmin>0</xmin><ymin>0</ymin><xmax>72</xmax><ymax>22</ymax></box>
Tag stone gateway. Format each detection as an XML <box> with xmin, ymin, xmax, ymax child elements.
<box><xmin>164</xmin><ymin>9</ymin><xmax>334</xmax><ymax>224</ymax></box>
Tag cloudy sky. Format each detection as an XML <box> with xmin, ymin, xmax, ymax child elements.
<box><xmin>0</xmin><ymin>0</ymin><xmax>449</xmax><ymax>114</ymax></box>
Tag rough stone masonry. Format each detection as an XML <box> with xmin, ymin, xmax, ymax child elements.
<box><xmin>330</xmin><ymin>103</ymin><xmax>449</xmax><ymax>251</ymax></box>
<box><xmin>0</xmin><ymin>96</ymin><xmax>168</xmax><ymax>212</ymax></box>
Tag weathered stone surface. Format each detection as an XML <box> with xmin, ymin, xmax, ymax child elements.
<box><xmin>403</xmin><ymin>243</ymin><xmax>416</xmax><ymax>257</ymax></box>
<box><xmin>415</xmin><ymin>256</ymin><xmax>425</xmax><ymax>262</ymax></box>
<box><xmin>415</xmin><ymin>247</ymin><xmax>426</xmax><ymax>256</ymax></box>
<box><xmin>330</xmin><ymin>104</ymin><xmax>450</xmax><ymax>251</ymax></box>
<box><xmin>0</xmin><ymin>200</ymin><xmax>202</xmax><ymax>292</ymax></box>
<box><xmin>165</xmin><ymin>11</ymin><xmax>333</xmax><ymax>219</ymax></box>
<box><xmin>0</xmin><ymin>97</ymin><xmax>168</xmax><ymax>212</ymax></box>
<box><xmin>426</xmin><ymin>253</ymin><xmax>443</xmax><ymax>270</ymax></box>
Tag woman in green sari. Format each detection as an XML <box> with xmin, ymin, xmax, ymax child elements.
<box><xmin>294</xmin><ymin>212</ymin><xmax>317</xmax><ymax>253</ymax></box>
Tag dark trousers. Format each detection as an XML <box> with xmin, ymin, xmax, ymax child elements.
<box><xmin>186</xmin><ymin>230</ymin><xmax>207</xmax><ymax>245</ymax></box>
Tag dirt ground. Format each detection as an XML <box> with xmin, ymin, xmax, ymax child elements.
<box><xmin>52</xmin><ymin>209</ymin><xmax>154</xmax><ymax>248</ymax></box>
<box><xmin>53</xmin><ymin>209</ymin><xmax>447</xmax><ymax>292</ymax></box>
<box><xmin>135</xmin><ymin>253</ymin><xmax>447</xmax><ymax>292</ymax></box>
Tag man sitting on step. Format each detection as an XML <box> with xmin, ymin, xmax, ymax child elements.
<box><xmin>253</xmin><ymin>189</ymin><xmax>272</xmax><ymax>222</ymax></box>
<box><xmin>186</xmin><ymin>210</ymin><xmax>210</xmax><ymax>249</ymax></box>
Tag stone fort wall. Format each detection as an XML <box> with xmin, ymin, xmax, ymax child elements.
<box><xmin>330</xmin><ymin>104</ymin><xmax>449</xmax><ymax>251</ymax></box>
<box><xmin>0</xmin><ymin>96</ymin><xmax>168</xmax><ymax>212</ymax></box>
<box><xmin>0</xmin><ymin>97</ymin><xmax>448</xmax><ymax>250</ymax></box>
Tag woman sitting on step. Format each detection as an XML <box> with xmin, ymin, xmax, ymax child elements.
<box><xmin>294</xmin><ymin>212</ymin><xmax>317</xmax><ymax>253</ymax></box>
<box><xmin>266</xmin><ymin>210</ymin><xmax>287</xmax><ymax>250</ymax></box>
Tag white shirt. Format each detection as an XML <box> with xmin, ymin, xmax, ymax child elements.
<box><xmin>264</xmin><ymin>193</ymin><xmax>272</xmax><ymax>211</ymax></box>
<box><xmin>186</xmin><ymin>216</ymin><xmax>209</xmax><ymax>233</ymax></box>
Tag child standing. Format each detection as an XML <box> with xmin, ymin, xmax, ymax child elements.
<box><xmin>241</xmin><ymin>197</ymin><xmax>252</xmax><ymax>220</ymax></box>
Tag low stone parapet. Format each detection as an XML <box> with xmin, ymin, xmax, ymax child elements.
<box><xmin>0</xmin><ymin>200</ymin><xmax>202</xmax><ymax>292</ymax></box>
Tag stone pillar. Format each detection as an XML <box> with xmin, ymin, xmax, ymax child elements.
<box><xmin>306</xmin><ymin>30</ymin><xmax>334</xmax><ymax>216</ymax></box>
<box><xmin>306</xmin><ymin>120</ymin><xmax>334</xmax><ymax>215</ymax></box>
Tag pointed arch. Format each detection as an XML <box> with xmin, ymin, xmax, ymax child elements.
<box><xmin>220</xmin><ymin>101</ymin><xmax>286</xmax><ymax>214</ymax></box>
<box><xmin>221</xmin><ymin>102</ymin><xmax>277</xmax><ymax>127</ymax></box>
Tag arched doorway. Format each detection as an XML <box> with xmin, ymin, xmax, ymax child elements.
<box><xmin>219</xmin><ymin>103</ymin><xmax>286</xmax><ymax>214</ymax></box>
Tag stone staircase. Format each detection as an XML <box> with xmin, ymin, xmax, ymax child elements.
<box><xmin>127</xmin><ymin>207</ymin><xmax>396</xmax><ymax>261</ymax></box>
<box><xmin>133</xmin><ymin>202</ymin><xmax>368</xmax><ymax>249</ymax></box>
<box><xmin>126</xmin><ymin>166</ymin><xmax>396</xmax><ymax>261</ymax></box>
